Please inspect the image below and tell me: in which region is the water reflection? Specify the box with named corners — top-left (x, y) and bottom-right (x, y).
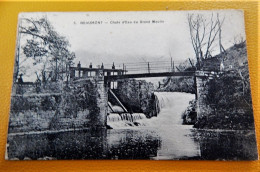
top-left (7, 129), bottom-right (161, 160)
top-left (107, 129), bottom-right (161, 159)
top-left (197, 129), bottom-right (258, 160)
top-left (7, 127), bottom-right (257, 160)
top-left (8, 129), bottom-right (107, 160)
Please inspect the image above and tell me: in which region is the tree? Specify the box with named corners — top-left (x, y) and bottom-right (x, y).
top-left (187, 13), bottom-right (225, 69)
top-left (14, 17), bottom-right (75, 83)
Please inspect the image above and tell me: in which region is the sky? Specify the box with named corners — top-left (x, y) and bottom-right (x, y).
top-left (18, 10), bottom-right (246, 82)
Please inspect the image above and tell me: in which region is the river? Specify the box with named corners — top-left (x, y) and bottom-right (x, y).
top-left (7, 92), bottom-right (257, 160)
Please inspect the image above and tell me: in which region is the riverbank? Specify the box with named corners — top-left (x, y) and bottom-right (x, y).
top-left (193, 70), bottom-right (255, 130)
top-left (193, 42), bottom-right (255, 130)
top-left (8, 110), bottom-right (89, 133)
top-left (192, 129), bottom-right (258, 160)
top-left (182, 99), bottom-right (197, 125)
top-left (8, 127), bottom-right (90, 136)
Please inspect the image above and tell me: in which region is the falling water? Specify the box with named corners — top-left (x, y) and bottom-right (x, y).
top-left (107, 113), bottom-right (147, 128)
top-left (107, 92), bottom-right (201, 159)
top-left (146, 92), bottom-right (195, 126)
top-left (107, 92), bottom-right (195, 127)
top-left (149, 92), bottom-right (201, 159)
top-left (107, 113), bottom-right (122, 122)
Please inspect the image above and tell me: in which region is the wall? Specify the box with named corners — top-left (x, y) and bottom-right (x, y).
top-left (195, 71), bottom-right (213, 119)
top-left (8, 74), bottom-right (108, 133)
top-left (8, 92), bottom-right (90, 133)
top-left (68, 72), bottom-right (108, 128)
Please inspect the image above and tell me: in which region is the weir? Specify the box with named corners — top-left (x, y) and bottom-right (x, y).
top-left (107, 113), bottom-right (146, 128)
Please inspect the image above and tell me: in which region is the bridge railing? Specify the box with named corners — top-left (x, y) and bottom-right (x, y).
top-left (104, 60), bottom-right (182, 74)
top-left (69, 60), bottom-right (186, 80)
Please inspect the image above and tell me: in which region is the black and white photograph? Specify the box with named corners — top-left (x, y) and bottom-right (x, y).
top-left (6, 10), bottom-right (258, 160)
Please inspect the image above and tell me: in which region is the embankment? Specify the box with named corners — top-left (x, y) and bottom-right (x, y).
top-left (194, 42), bottom-right (255, 130)
top-left (8, 79), bottom-right (101, 133)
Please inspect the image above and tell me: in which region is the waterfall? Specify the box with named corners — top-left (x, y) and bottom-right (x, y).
top-left (132, 113), bottom-right (146, 121)
top-left (107, 92), bottom-right (195, 129)
top-left (120, 113), bottom-right (133, 122)
top-left (107, 112), bottom-right (147, 128)
top-left (107, 113), bottom-right (122, 122)
top-left (119, 113), bottom-right (146, 122)
top-left (149, 92), bottom-right (195, 126)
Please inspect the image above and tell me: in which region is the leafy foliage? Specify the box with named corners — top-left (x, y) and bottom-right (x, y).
top-left (195, 71), bottom-right (254, 130)
top-left (18, 17), bottom-right (75, 82)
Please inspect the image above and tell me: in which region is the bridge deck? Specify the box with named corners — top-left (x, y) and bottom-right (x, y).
top-left (105, 71), bottom-right (195, 81)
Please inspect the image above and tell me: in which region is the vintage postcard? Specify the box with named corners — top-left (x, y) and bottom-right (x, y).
top-left (6, 10), bottom-right (258, 160)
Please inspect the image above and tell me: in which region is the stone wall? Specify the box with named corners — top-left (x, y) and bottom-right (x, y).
top-left (8, 73), bottom-right (108, 133)
top-left (195, 71), bottom-right (222, 119)
top-left (72, 75), bottom-right (108, 128)
top-left (13, 81), bottom-right (63, 95)
top-left (9, 92), bottom-right (91, 133)
top-left (51, 75), bottom-right (108, 130)
top-left (195, 71), bottom-right (212, 119)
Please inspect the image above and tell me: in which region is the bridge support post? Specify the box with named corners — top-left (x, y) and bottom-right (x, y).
top-left (195, 71), bottom-right (209, 120)
top-left (73, 70), bottom-right (108, 130)
top-left (91, 70), bottom-right (108, 130)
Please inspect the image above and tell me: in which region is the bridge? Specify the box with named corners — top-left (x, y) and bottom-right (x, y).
top-left (69, 59), bottom-right (196, 82)
top-left (105, 71), bottom-right (195, 81)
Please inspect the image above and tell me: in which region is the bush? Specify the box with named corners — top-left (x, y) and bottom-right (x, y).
top-left (195, 71), bottom-right (254, 130)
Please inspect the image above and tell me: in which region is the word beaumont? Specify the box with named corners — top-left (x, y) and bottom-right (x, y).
top-left (80, 21), bottom-right (103, 24)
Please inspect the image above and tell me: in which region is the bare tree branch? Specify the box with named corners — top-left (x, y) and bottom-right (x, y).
top-left (187, 13), bottom-right (225, 70)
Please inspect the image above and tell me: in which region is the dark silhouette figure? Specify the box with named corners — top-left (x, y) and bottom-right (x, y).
top-left (18, 74), bottom-right (23, 83)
